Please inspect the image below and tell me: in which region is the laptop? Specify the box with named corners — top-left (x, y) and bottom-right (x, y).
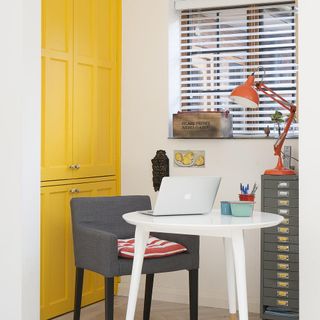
top-left (141, 176), bottom-right (221, 216)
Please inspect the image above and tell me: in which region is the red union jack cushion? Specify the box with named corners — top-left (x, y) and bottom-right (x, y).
top-left (117, 237), bottom-right (187, 259)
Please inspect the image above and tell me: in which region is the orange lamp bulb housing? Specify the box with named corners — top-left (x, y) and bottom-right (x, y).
top-left (230, 72), bottom-right (296, 175)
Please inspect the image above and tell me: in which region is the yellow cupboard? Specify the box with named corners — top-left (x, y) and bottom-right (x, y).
top-left (41, 0), bottom-right (121, 319)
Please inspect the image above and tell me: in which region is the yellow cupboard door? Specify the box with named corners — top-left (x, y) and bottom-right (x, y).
top-left (73, 0), bottom-right (120, 179)
top-left (40, 184), bottom-right (75, 319)
top-left (41, 179), bottom-right (117, 320)
top-left (41, 0), bottom-right (74, 181)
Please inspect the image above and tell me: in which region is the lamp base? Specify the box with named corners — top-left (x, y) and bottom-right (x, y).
top-left (264, 155), bottom-right (296, 175)
top-left (264, 167), bottom-right (296, 175)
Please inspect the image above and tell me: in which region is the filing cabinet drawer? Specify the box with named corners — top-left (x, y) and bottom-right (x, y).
top-left (264, 180), bottom-right (298, 190)
top-left (264, 261), bottom-right (298, 272)
top-left (264, 252), bottom-right (299, 263)
top-left (264, 270), bottom-right (299, 281)
top-left (263, 297), bottom-right (299, 310)
top-left (264, 226), bottom-right (298, 235)
top-left (263, 288), bottom-right (299, 300)
top-left (264, 279), bottom-right (299, 291)
top-left (264, 234), bottom-right (299, 244)
top-left (264, 198), bottom-right (298, 208)
top-left (264, 188), bottom-right (299, 199)
top-left (264, 207), bottom-right (298, 216)
top-left (264, 243), bottom-right (299, 253)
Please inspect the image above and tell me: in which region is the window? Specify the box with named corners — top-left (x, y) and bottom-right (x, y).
top-left (179, 2), bottom-right (298, 137)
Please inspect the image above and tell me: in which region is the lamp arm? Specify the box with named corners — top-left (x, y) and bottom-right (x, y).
top-left (256, 82), bottom-right (296, 157)
top-left (257, 82), bottom-right (293, 111)
top-left (273, 109), bottom-right (296, 157)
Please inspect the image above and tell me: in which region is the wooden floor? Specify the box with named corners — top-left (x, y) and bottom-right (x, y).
top-left (54, 296), bottom-right (260, 320)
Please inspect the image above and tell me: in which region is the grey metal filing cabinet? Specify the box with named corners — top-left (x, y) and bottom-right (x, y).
top-left (261, 175), bottom-right (299, 320)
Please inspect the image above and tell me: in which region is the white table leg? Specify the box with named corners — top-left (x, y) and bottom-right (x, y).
top-left (224, 237), bottom-right (237, 320)
top-left (231, 230), bottom-right (248, 320)
top-left (125, 226), bottom-right (149, 320)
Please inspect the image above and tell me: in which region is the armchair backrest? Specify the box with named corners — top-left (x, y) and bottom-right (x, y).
top-left (70, 195), bottom-right (151, 238)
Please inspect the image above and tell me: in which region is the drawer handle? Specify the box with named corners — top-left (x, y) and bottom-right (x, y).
top-left (277, 272), bottom-right (289, 279)
top-left (277, 300), bottom-right (289, 307)
top-left (278, 254), bottom-right (289, 261)
top-left (278, 190), bottom-right (289, 197)
top-left (277, 236), bottom-right (289, 243)
top-left (278, 227), bottom-right (289, 234)
top-left (282, 218), bottom-right (290, 225)
top-left (277, 291), bottom-right (289, 298)
top-left (70, 188), bottom-right (80, 194)
top-left (277, 281), bottom-right (289, 289)
top-left (279, 208), bottom-right (289, 215)
top-left (279, 199), bottom-right (290, 207)
top-left (278, 182), bottom-right (289, 188)
top-left (277, 245), bottom-right (289, 252)
top-left (278, 263), bottom-right (289, 270)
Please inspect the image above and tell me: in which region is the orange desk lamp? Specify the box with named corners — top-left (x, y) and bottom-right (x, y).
top-left (230, 68), bottom-right (296, 175)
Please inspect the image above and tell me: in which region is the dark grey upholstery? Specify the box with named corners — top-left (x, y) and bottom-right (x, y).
top-left (70, 195), bottom-right (200, 278)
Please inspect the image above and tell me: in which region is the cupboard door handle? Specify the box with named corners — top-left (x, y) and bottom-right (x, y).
top-left (75, 164), bottom-right (81, 169)
top-left (69, 164), bottom-right (76, 169)
top-left (70, 188), bottom-right (80, 194)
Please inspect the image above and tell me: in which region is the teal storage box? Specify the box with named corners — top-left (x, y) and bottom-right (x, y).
top-left (230, 201), bottom-right (254, 217)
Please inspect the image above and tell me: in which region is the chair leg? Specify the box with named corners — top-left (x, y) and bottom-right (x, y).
top-left (74, 268), bottom-right (84, 320)
top-left (143, 274), bottom-right (154, 320)
top-left (105, 277), bottom-right (114, 320)
top-left (189, 269), bottom-right (198, 320)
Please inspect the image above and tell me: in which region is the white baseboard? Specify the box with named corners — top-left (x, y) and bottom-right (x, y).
top-left (117, 282), bottom-right (260, 314)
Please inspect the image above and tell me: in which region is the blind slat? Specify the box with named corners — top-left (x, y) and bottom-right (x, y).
top-left (180, 23), bottom-right (295, 35)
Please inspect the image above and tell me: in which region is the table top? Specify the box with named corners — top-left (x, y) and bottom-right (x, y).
top-left (123, 210), bottom-right (283, 234)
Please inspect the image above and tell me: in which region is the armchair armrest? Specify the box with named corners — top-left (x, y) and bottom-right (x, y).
top-left (73, 223), bottom-right (120, 277)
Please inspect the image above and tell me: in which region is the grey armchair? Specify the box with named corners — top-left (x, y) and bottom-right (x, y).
top-left (70, 195), bottom-right (199, 320)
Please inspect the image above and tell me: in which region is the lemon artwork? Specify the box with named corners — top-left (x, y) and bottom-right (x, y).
top-left (195, 155), bottom-right (205, 166)
top-left (182, 152), bottom-right (194, 165)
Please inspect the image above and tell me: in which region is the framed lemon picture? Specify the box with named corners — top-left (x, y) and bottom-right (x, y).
top-left (174, 150), bottom-right (205, 168)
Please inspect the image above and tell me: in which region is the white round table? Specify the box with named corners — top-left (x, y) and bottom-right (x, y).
top-left (123, 210), bottom-right (283, 320)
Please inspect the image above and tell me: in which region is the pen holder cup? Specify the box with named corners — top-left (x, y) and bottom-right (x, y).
top-left (221, 201), bottom-right (232, 215)
top-left (239, 194), bottom-right (255, 202)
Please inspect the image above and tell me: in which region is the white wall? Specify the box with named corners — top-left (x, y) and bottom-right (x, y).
top-left (298, 1), bottom-right (320, 319)
top-left (122, 0), bottom-right (298, 313)
top-left (0, 0), bottom-right (41, 319)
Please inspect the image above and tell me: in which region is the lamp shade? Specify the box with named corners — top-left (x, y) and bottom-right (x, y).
top-left (230, 75), bottom-right (259, 108)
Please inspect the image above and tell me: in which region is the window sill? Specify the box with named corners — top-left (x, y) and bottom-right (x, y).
top-left (168, 135), bottom-right (299, 140)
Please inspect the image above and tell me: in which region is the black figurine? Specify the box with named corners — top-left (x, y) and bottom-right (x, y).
top-left (151, 150), bottom-right (169, 191)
